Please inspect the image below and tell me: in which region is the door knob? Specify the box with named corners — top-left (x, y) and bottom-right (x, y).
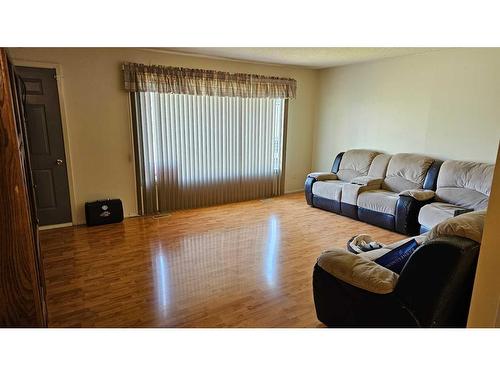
top-left (56, 159), bottom-right (64, 166)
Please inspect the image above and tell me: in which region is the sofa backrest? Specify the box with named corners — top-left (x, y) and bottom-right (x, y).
top-left (382, 153), bottom-right (434, 193)
top-left (367, 154), bottom-right (392, 178)
top-left (435, 160), bottom-right (494, 210)
top-left (336, 149), bottom-right (380, 182)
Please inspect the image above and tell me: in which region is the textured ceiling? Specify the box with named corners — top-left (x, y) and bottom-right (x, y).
top-left (161, 48), bottom-right (440, 69)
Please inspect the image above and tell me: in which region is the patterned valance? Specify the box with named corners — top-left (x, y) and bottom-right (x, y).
top-left (122, 62), bottom-right (297, 99)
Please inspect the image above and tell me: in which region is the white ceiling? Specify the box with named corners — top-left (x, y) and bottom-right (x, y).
top-left (162, 48), bottom-right (440, 69)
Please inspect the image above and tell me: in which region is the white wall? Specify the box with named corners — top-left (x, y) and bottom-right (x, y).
top-left (9, 47), bottom-right (500, 226)
top-left (468, 144), bottom-right (500, 327)
top-left (313, 48), bottom-right (500, 171)
top-left (8, 48), bottom-right (318, 224)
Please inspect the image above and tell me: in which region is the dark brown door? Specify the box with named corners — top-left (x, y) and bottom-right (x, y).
top-left (16, 66), bottom-right (71, 226)
top-left (1, 49), bottom-right (47, 327)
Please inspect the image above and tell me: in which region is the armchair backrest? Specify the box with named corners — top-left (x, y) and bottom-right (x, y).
top-left (335, 149), bottom-right (380, 182)
top-left (395, 236), bottom-right (480, 327)
top-left (435, 160), bottom-right (494, 210)
top-left (382, 153), bottom-right (434, 193)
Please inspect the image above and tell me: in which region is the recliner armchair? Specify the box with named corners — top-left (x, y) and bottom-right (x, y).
top-left (312, 211), bottom-right (484, 327)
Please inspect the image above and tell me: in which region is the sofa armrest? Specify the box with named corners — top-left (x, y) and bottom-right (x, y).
top-left (395, 194), bottom-right (434, 235)
top-left (307, 172), bottom-right (338, 181)
top-left (317, 249), bottom-right (399, 294)
top-left (399, 189), bottom-right (435, 201)
top-left (305, 172), bottom-right (338, 206)
top-left (394, 236), bottom-right (480, 327)
top-left (351, 176), bottom-right (383, 187)
top-left (341, 182), bottom-right (381, 206)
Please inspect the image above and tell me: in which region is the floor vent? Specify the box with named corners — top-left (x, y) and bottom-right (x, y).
top-left (260, 198), bottom-right (274, 203)
top-left (152, 213), bottom-right (172, 219)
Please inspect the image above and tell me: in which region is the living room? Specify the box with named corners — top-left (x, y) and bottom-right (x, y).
top-left (1, 2), bottom-right (499, 374)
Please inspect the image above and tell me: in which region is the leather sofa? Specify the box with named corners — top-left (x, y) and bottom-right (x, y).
top-left (305, 149), bottom-right (380, 214)
top-left (418, 160), bottom-right (494, 233)
top-left (306, 150), bottom-right (442, 235)
top-left (312, 211), bottom-right (484, 327)
top-left (354, 153), bottom-right (442, 235)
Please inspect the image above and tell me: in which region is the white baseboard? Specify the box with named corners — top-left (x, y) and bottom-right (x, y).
top-left (39, 222), bottom-right (73, 231)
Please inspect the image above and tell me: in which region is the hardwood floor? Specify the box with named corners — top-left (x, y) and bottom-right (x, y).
top-left (40, 193), bottom-right (406, 327)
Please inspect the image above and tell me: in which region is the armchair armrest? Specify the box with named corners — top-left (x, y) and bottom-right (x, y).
top-left (399, 189), bottom-right (435, 201)
top-left (317, 249), bottom-right (399, 294)
top-left (307, 172), bottom-right (338, 181)
top-left (351, 176), bottom-right (383, 187)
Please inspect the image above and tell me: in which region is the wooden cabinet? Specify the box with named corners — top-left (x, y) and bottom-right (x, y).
top-left (0, 48), bottom-right (47, 327)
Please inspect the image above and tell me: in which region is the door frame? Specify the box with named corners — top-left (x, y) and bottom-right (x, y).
top-left (12, 59), bottom-right (77, 227)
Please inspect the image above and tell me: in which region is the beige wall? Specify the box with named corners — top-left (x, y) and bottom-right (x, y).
top-left (313, 48), bottom-right (500, 171)
top-left (8, 48), bottom-right (318, 224)
top-left (468, 145), bottom-right (500, 327)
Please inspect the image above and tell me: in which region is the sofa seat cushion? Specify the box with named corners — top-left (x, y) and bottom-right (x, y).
top-left (359, 235), bottom-right (427, 261)
top-left (418, 202), bottom-right (462, 229)
top-left (357, 190), bottom-right (399, 215)
top-left (312, 180), bottom-right (347, 201)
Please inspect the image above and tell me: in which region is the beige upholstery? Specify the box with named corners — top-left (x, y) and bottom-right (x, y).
top-left (336, 149), bottom-right (379, 182)
top-left (338, 154), bottom-right (387, 207)
top-left (341, 182), bottom-right (380, 206)
top-left (317, 249), bottom-right (399, 294)
top-left (359, 235), bottom-right (427, 261)
top-left (351, 176), bottom-right (384, 187)
top-left (382, 153), bottom-right (434, 193)
top-left (312, 180), bottom-right (347, 201)
top-left (367, 154), bottom-right (392, 179)
top-left (418, 202), bottom-right (461, 229)
top-left (307, 172), bottom-right (338, 181)
top-left (427, 210), bottom-right (486, 243)
top-left (435, 160), bottom-right (494, 210)
top-left (357, 190), bottom-right (400, 215)
top-left (399, 189), bottom-right (435, 201)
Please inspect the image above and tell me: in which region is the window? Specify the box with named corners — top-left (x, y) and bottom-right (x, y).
top-left (132, 92), bottom-right (287, 214)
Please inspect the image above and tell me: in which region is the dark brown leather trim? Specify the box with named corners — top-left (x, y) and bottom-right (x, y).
top-left (423, 160), bottom-right (443, 191)
top-left (331, 152), bottom-right (344, 174)
top-left (304, 176), bottom-right (315, 206)
top-left (395, 195), bottom-right (433, 235)
top-left (358, 207), bottom-right (395, 231)
top-left (340, 202), bottom-right (358, 219)
top-left (312, 196), bottom-right (341, 214)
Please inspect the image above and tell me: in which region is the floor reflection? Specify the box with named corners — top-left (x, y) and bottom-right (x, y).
top-left (151, 215), bottom-right (283, 316)
top-left (264, 215), bottom-right (280, 288)
top-left (153, 247), bottom-right (170, 317)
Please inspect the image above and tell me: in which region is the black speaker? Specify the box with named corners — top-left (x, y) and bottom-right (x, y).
top-left (85, 199), bottom-right (124, 226)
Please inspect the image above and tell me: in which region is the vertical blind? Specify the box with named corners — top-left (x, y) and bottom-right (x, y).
top-left (132, 92), bottom-right (286, 214)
